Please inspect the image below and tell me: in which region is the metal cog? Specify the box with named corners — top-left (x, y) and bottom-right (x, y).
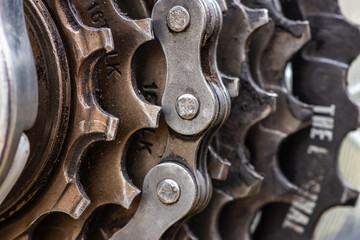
top-left (9, 0), bottom-right (230, 239)
top-left (1, 0), bottom-right (360, 239)
top-left (251, 0), bottom-right (360, 239)
top-left (26, 1), bottom-right (162, 239)
top-left (184, 1), bottom-right (277, 239)
top-left (213, 0), bottom-right (313, 239)
top-left (60, 0), bottom-right (232, 238)
top-left (0, 0), bottom-right (128, 238)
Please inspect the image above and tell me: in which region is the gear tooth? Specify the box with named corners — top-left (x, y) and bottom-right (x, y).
top-left (264, 24), bottom-right (310, 78)
top-left (287, 20), bottom-right (310, 38)
top-left (75, 116), bottom-right (118, 141)
top-left (72, 26), bottom-right (114, 65)
top-left (272, 164), bottom-right (298, 200)
top-left (239, 160), bottom-right (264, 189)
top-left (244, 7), bottom-right (269, 31)
top-left (107, 2), bottom-right (154, 44)
top-left (240, 63), bottom-right (278, 114)
top-left (133, 18), bottom-right (155, 40)
top-left (299, 21), bottom-right (311, 41)
top-left (177, 224), bottom-right (199, 240)
top-left (287, 94), bottom-right (313, 122)
top-left (225, 160), bottom-right (263, 199)
top-left (221, 73), bottom-right (240, 98)
top-left (53, 183), bottom-right (90, 219)
top-left (91, 154), bottom-right (142, 209)
top-left (288, 22), bottom-right (311, 53)
top-left (216, 188), bottom-right (234, 201)
top-left (54, 1), bottom-right (115, 66)
top-left (140, 104), bottom-right (162, 129)
top-left (119, 181), bottom-right (142, 209)
top-left (189, 189), bottom-right (233, 240)
top-left (215, 0), bottom-right (228, 13)
top-left (94, 0), bottom-right (155, 42)
top-left (248, 124), bottom-right (298, 199)
top-left (105, 116), bottom-right (119, 141)
top-left (208, 146), bottom-right (231, 181)
top-left (341, 183), bottom-right (359, 206)
top-left (250, 73), bottom-right (278, 106)
top-left (246, 175), bottom-right (263, 196)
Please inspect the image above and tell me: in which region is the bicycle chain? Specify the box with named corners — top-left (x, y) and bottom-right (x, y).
top-left (0, 0), bottom-right (229, 238)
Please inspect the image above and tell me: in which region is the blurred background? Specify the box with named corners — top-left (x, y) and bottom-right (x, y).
top-left (314, 0), bottom-right (360, 239)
